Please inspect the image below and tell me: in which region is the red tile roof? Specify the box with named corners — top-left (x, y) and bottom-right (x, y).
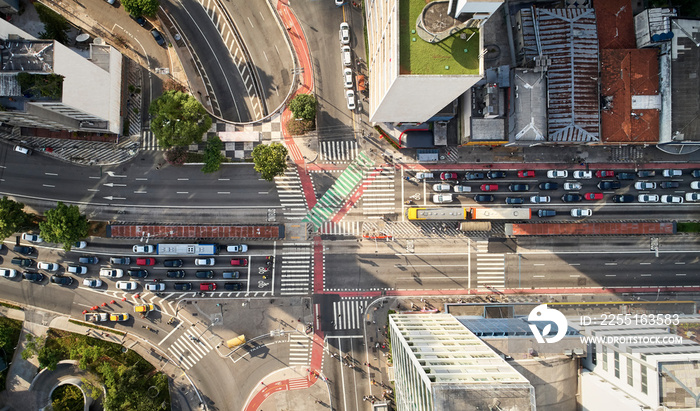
top-left (594, 0), bottom-right (635, 49)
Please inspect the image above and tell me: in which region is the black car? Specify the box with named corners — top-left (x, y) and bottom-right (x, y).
top-left (79, 256), bottom-right (99, 264)
top-left (537, 209), bottom-right (557, 218)
top-left (473, 194), bottom-right (495, 202)
top-left (612, 194), bottom-right (635, 203)
top-left (13, 245), bottom-right (34, 255)
top-left (129, 14), bottom-right (146, 26)
top-left (50, 275), bottom-right (73, 286)
top-left (11, 257), bottom-right (32, 267)
top-left (538, 182), bottom-right (559, 190)
top-left (637, 170), bottom-right (656, 178)
top-left (195, 270), bottom-right (214, 279)
top-left (660, 181), bottom-right (680, 189)
top-left (505, 197), bottom-right (524, 205)
top-left (465, 172), bottom-right (485, 180)
top-left (224, 282), bottom-right (242, 291)
top-left (597, 181), bottom-right (621, 190)
top-left (22, 272), bottom-right (44, 283)
top-left (174, 282), bottom-right (192, 291)
top-left (127, 269), bottom-right (149, 278)
top-left (151, 29), bottom-right (166, 47)
top-left (561, 194), bottom-right (583, 202)
top-left (167, 270), bottom-right (186, 278)
top-left (486, 171), bottom-right (506, 179)
top-left (110, 257), bottom-right (131, 265)
top-left (617, 172), bottom-right (635, 180)
top-left (164, 259), bottom-right (183, 268)
top-left (508, 184), bottom-right (530, 192)
top-left (691, 170), bottom-right (700, 178)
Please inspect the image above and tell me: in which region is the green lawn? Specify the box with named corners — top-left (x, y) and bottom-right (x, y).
top-left (399, 0), bottom-right (480, 75)
top-left (0, 316), bottom-right (23, 391)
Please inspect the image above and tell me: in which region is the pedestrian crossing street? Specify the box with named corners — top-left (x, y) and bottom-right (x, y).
top-left (319, 221), bottom-right (362, 236)
top-left (275, 168), bottom-right (308, 221)
top-left (475, 240), bottom-right (505, 289)
top-left (168, 325), bottom-right (214, 370)
top-left (288, 333), bottom-right (312, 366)
top-left (140, 130), bottom-right (161, 151)
top-left (280, 242), bottom-right (313, 295)
top-left (332, 297), bottom-right (369, 330)
top-left (320, 140), bottom-right (358, 163)
top-left (361, 166), bottom-right (396, 216)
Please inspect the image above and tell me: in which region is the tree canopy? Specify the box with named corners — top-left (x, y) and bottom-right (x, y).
top-left (288, 94), bottom-right (317, 122)
top-left (121, 0), bottom-right (159, 18)
top-left (201, 136), bottom-right (225, 173)
top-left (252, 143), bottom-right (288, 181)
top-left (38, 202), bottom-right (89, 251)
top-left (0, 196), bottom-right (32, 240)
top-left (35, 3), bottom-right (71, 45)
top-left (149, 91), bottom-right (212, 149)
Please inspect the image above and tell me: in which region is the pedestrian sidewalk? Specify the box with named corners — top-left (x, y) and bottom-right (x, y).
top-left (243, 366), bottom-right (330, 411)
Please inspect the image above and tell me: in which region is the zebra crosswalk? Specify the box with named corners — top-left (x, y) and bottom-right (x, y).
top-left (320, 140), bottom-right (358, 163)
top-left (280, 242), bottom-right (313, 295)
top-left (361, 166), bottom-right (396, 216)
top-left (275, 168), bottom-right (307, 221)
top-left (475, 240), bottom-right (505, 289)
top-left (320, 221), bottom-right (362, 236)
top-left (168, 325), bottom-right (214, 370)
top-left (332, 297), bottom-right (367, 330)
top-left (140, 130), bottom-right (161, 151)
top-left (288, 333), bottom-right (312, 366)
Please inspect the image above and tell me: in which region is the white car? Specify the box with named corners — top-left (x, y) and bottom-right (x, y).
top-left (145, 282), bottom-right (166, 292)
top-left (686, 192), bottom-right (700, 202)
top-left (73, 241), bottom-right (88, 249)
top-left (691, 181), bottom-right (700, 190)
top-left (415, 172), bottom-right (434, 180)
top-left (453, 185), bottom-right (471, 193)
top-left (82, 278), bottom-right (102, 288)
top-left (132, 245), bottom-right (154, 253)
top-left (433, 183), bottom-right (451, 192)
top-left (432, 194), bottom-right (453, 204)
top-left (226, 244), bottom-right (248, 253)
top-left (116, 281), bottom-right (138, 291)
top-left (0, 269), bottom-right (17, 278)
top-left (67, 265), bottom-right (88, 275)
top-left (100, 268), bottom-right (124, 278)
top-left (343, 68), bottom-right (353, 89)
top-left (660, 195), bottom-right (683, 204)
top-left (37, 262), bottom-right (59, 272)
top-left (346, 89), bottom-right (356, 110)
top-left (547, 170), bottom-right (568, 179)
top-left (573, 170), bottom-right (592, 179)
top-left (662, 169), bottom-right (682, 177)
top-left (634, 181), bottom-right (656, 190)
top-left (563, 182), bottom-right (582, 190)
top-left (570, 208), bottom-right (592, 218)
top-left (21, 233), bottom-right (43, 243)
top-left (530, 195), bottom-right (551, 204)
top-left (339, 22), bottom-right (350, 45)
top-left (195, 258), bottom-right (215, 266)
top-left (638, 194), bottom-right (659, 203)
top-left (335, 0), bottom-right (343, 5)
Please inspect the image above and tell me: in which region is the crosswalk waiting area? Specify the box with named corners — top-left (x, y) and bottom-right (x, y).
top-left (279, 242), bottom-right (313, 295)
top-left (331, 297), bottom-right (368, 331)
top-left (167, 324), bottom-right (214, 370)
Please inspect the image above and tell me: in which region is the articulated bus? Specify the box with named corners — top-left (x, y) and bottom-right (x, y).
top-left (406, 207), bottom-right (531, 221)
top-left (156, 243), bottom-right (219, 256)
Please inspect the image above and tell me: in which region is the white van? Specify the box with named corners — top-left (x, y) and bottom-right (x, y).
top-left (226, 244), bottom-right (248, 253)
top-left (415, 172), bottom-right (434, 180)
top-left (341, 46), bottom-right (352, 67)
top-left (14, 145), bottom-right (31, 155)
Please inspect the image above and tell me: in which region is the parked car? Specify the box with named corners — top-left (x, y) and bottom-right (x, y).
top-left (433, 183), bottom-right (451, 192)
top-left (163, 259), bottom-right (183, 267)
top-left (486, 171), bottom-right (506, 179)
top-left (662, 169), bottom-right (682, 177)
top-left (73, 241), bottom-right (88, 249)
top-left (440, 172), bottom-right (458, 181)
top-left (50, 275), bottom-right (73, 286)
top-left (199, 283), bottom-right (217, 291)
top-left (195, 270), bottom-right (214, 279)
top-left (0, 269), bottom-right (17, 278)
top-left (561, 194), bottom-right (583, 202)
top-left (151, 29), bottom-right (166, 47)
top-left (104, 0), bottom-right (116, 6)
top-left (230, 258), bottom-right (248, 266)
top-left (584, 192), bottom-right (604, 200)
top-left (174, 282), bottom-right (192, 291)
top-left (634, 181), bottom-right (657, 190)
top-left (617, 172), bottom-right (635, 180)
top-left (78, 256), bottom-right (99, 264)
top-left (660, 181), bottom-right (680, 189)
top-left (23, 272), bottom-right (44, 283)
top-left (530, 196), bottom-right (550, 204)
top-left (693, 181), bottom-right (700, 190)
top-left (167, 270), bottom-right (186, 278)
top-left (67, 265), bottom-right (88, 275)
top-left (637, 170), bottom-right (656, 178)
top-left (195, 258), bottom-right (215, 266)
top-left (129, 14), bottom-right (146, 26)
top-left (82, 278), bottom-right (102, 288)
top-left (538, 182), bottom-right (559, 190)
top-left (570, 208), bottom-right (592, 218)
top-left (573, 170), bottom-right (592, 179)
top-left (345, 89), bottom-right (355, 110)
top-left (612, 194), bottom-right (635, 203)
top-left (343, 68), bottom-right (353, 88)
top-left (116, 281), bottom-right (139, 291)
top-left (415, 172), bottom-right (434, 180)
top-left (13, 245), bottom-right (34, 255)
top-left (145, 282), bottom-right (166, 292)
top-left (537, 209), bottom-right (557, 218)
top-left (223, 271), bottom-right (240, 279)
top-left (595, 170), bottom-right (615, 178)
top-left (136, 257), bottom-right (156, 266)
top-left (110, 313), bottom-right (130, 322)
top-left (660, 195), bottom-right (683, 204)
top-left (547, 170), bottom-right (568, 178)
top-left (99, 268), bottom-right (124, 278)
top-left (339, 22), bottom-right (350, 45)
top-left (517, 170), bottom-right (535, 178)
top-left (508, 184), bottom-right (530, 192)
top-left (11, 258), bottom-right (32, 267)
top-left (432, 194), bottom-right (453, 203)
top-left (14, 145), bottom-right (32, 155)
top-left (692, 170), bottom-right (700, 178)
top-left (638, 194), bottom-right (659, 203)
top-left (464, 172), bottom-right (485, 180)
top-left (685, 192), bottom-right (700, 202)
top-left (597, 181), bottom-right (621, 190)
top-left (473, 194), bottom-right (495, 202)
top-left (505, 197), bottom-right (524, 205)
top-left (227, 244), bottom-right (248, 253)
top-left (127, 269), bottom-right (149, 278)
top-left (37, 262), bottom-right (59, 272)
top-left (224, 283), bottom-right (242, 291)
top-left (133, 245), bottom-right (154, 253)
top-left (110, 257), bottom-right (131, 265)
top-left (563, 182), bottom-right (582, 190)
top-left (480, 184), bottom-right (498, 191)
top-left (21, 233), bottom-right (42, 243)
top-left (453, 185), bottom-right (471, 193)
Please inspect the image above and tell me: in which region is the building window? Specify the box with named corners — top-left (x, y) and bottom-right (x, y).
top-left (602, 345), bottom-right (607, 371)
top-left (641, 365), bottom-right (648, 394)
top-left (627, 357), bottom-right (633, 386)
top-left (614, 351), bottom-right (620, 378)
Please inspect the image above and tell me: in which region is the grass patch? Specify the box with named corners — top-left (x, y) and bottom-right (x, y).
top-left (88, 221), bottom-right (107, 237)
top-left (0, 302), bottom-right (22, 311)
top-left (185, 152), bottom-right (205, 163)
top-left (677, 222), bottom-right (700, 232)
top-left (399, 0), bottom-right (480, 75)
top-left (0, 316), bottom-right (24, 391)
top-left (68, 319), bottom-right (125, 336)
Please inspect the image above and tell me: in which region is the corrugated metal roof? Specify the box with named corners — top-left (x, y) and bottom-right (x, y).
top-left (0, 73), bottom-right (20, 96)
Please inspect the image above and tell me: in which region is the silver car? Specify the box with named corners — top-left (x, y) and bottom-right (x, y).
top-left (529, 195), bottom-right (551, 204)
top-left (638, 194), bottom-right (659, 203)
top-left (634, 181), bottom-right (656, 190)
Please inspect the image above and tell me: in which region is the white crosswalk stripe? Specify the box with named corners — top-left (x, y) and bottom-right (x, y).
top-left (362, 166), bottom-right (396, 216)
top-left (275, 168), bottom-right (307, 221)
top-left (140, 130), bottom-right (161, 151)
top-left (167, 326), bottom-right (213, 370)
top-left (280, 242), bottom-right (313, 295)
top-left (475, 239), bottom-right (505, 289)
top-left (288, 333), bottom-right (312, 366)
top-left (320, 220), bottom-right (362, 236)
top-left (332, 298), bottom-right (368, 330)
top-left (320, 140), bottom-right (358, 163)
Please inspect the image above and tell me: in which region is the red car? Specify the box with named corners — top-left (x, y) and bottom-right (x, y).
top-left (595, 170), bottom-right (615, 178)
top-left (517, 170), bottom-right (535, 178)
top-left (200, 282), bottom-right (217, 291)
top-left (440, 172), bottom-right (458, 181)
top-left (231, 258), bottom-right (248, 266)
top-left (584, 192), bottom-right (604, 200)
top-left (480, 184), bottom-right (498, 191)
top-left (136, 257), bottom-right (156, 266)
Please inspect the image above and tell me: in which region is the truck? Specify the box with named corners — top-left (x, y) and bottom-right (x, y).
top-left (84, 313), bottom-right (108, 322)
top-left (156, 243), bottom-right (219, 256)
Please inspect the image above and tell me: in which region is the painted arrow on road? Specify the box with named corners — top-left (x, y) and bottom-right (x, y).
top-left (103, 183), bottom-right (127, 187)
top-left (103, 196), bottom-right (126, 200)
top-left (106, 171), bottom-right (127, 178)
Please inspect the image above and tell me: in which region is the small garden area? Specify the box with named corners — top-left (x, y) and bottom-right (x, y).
top-left (17, 72), bottom-right (64, 100)
top-left (0, 316), bottom-right (24, 390)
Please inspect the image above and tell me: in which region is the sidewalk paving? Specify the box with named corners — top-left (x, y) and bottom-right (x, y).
top-left (243, 366), bottom-right (330, 411)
